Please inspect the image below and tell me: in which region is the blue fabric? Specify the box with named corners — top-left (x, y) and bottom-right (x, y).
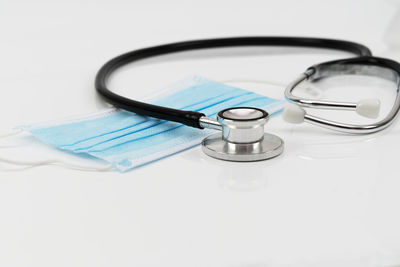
top-left (22, 77), bottom-right (284, 171)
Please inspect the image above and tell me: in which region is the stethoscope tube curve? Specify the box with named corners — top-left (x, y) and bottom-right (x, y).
top-left (95, 36), bottom-right (372, 129)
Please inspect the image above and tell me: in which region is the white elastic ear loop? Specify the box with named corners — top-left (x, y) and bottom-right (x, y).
top-left (0, 129), bottom-right (113, 172)
top-left (0, 156), bottom-right (113, 172)
top-left (0, 129), bottom-right (25, 148)
top-left (0, 128), bottom-right (23, 138)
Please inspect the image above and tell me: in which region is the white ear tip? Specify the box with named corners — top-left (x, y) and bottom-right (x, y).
top-left (282, 103), bottom-right (306, 124)
top-left (356, 98), bottom-right (380, 119)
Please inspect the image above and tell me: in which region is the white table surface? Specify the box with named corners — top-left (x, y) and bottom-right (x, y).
top-left (1, 0), bottom-right (400, 266)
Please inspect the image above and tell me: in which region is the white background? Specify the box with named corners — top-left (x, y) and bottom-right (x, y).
top-left (1, 0), bottom-right (400, 266)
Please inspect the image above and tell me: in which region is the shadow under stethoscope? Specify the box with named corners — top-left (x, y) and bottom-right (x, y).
top-left (197, 149), bottom-right (287, 192)
top-left (282, 123), bottom-right (395, 161)
top-left (216, 164), bottom-right (269, 192)
top-left (295, 135), bottom-right (378, 161)
top-left (194, 122), bottom-right (399, 192)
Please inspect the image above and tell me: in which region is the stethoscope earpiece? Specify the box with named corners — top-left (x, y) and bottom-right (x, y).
top-left (282, 103), bottom-right (306, 124)
top-left (356, 98), bottom-right (381, 119)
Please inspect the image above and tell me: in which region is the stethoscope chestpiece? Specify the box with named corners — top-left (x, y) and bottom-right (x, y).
top-left (201, 107), bottom-right (284, 162)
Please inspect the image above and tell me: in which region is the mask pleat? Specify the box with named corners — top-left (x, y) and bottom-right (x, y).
top-left (22, 77), bottom-right (285, 171)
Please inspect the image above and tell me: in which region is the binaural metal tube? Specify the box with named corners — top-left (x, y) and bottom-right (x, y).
top-left (303, 90), bottom-right (400, 134)
top-left (285, 71), bottom-right (358, 111)
top-left (285, 57), bottom-right (400, 134)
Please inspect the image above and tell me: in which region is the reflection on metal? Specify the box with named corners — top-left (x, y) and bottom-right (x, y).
top-left (285, 64), bottom-right (400, 134)
top-left (201, 107), bottom-right (284, 162)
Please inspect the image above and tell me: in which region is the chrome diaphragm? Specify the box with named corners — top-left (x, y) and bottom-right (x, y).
top-left (200, 107), bottom-right (284, 162)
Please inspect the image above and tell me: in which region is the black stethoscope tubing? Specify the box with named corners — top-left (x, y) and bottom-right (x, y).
top-left (95, 37), bottom-right (372, 129)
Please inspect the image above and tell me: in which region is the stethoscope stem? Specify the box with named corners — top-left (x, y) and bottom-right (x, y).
top-left (199, 117), bottom-right (222, 131)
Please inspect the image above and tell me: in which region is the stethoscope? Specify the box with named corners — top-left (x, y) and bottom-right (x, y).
top-left (95, 37), bottom-right (400, 162)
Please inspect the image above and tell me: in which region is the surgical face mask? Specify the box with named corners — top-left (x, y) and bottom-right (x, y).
top-left (12, 76), bottom-right (284, 172)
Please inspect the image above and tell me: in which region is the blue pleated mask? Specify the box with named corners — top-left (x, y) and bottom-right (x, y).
top-left (20, 77), bottom-right (284, 172)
